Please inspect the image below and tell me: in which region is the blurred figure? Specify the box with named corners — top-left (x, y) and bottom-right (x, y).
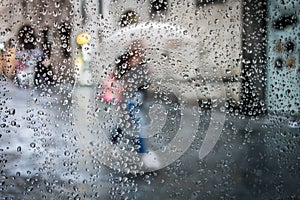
top-left (0, 41), bottom-right (5, 77)
top-left (115, 40), bottom-right (148, 151)
top-left (36, 26), bottom-right (55, 86)
top-left (14, 25), bottom-right (44, 88)
top-left (0, 41), bottom-right (6, 77)
top-left (100, 39), bottom-right (160, 169)
top-left (1, 38), bottom-right (17, 79)
top-left (75, 32), bottom-right (93, 86)
top-left (99, 10), bottom-right (161, 169)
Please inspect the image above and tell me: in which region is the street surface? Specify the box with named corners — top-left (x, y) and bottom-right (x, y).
top-left (0, 78), bottom-right (299, 199)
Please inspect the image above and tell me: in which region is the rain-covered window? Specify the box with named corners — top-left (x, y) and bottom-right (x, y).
top-left (0, 0), bottom-right (299, 199)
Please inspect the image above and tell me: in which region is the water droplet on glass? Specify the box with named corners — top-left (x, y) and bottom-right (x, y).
top-left (30, 143), bottom-right (36, 148)
top-left (11, 121), bottom-right (17, 126)
top-left (55, 2), bottom-right (60, 8)
top-left (64, 150), bottom-right (70, 156)
top-left (8, 108), bottom-right (15, 115)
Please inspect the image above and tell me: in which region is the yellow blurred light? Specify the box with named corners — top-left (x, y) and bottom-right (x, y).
top-left (76, 32), bottom-right (91, 45)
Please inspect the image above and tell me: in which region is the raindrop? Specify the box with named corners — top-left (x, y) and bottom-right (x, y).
top-left (63, 99), bottom-right (69, 105)
top-left (183, 74), bottom-right (189, 79)
top-left (38, 110), bottom-right (45, 115)
top-left (220, 106), bottom-right (226, 112)
top-left (11, 121), bottom-right (17, 126)
top-left (64, 150), bottom-right (70, 156)
top-left (55, 2), bottom-right (60, 8)
top-left (30, 143), bottom-right (36, 148)
top-left (225, 69), bottom-right (231, 74)
top-left (8, 108), bottom-right (15, 115)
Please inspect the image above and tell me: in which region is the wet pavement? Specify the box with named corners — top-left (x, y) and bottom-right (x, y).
top-left (0, 77), bottom-right (300, 199)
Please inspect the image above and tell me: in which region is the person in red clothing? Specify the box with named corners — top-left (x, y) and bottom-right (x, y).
top-left (14, 25), bottom-right (44, 88)
top-left (98, 10), bottom-right (161, 169)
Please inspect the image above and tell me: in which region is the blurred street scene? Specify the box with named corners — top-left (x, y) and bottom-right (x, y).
top-left (0, 0), bottom-right (299, 199)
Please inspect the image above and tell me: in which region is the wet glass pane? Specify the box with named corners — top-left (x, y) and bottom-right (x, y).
top-left (0, 0), bottom-right (299, 199)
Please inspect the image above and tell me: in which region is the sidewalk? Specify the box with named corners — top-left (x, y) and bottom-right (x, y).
top-left (0, 80), bottom-right (299, 199)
